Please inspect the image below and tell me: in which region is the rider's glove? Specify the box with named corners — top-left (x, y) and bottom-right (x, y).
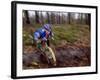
top-left (42, 37), bottom-right (47, 41)
top-left (36, 40), bottom-right (41, 43)
top-left (51, 37), bottom-right (54, 40)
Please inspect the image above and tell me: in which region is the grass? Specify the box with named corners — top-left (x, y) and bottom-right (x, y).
top-left (23, 24), bottom-right (90, 47)
top-left (52, 26), bottom-right (77, 44)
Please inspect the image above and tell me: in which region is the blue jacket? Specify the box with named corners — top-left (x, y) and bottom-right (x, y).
top-left (34, 28), bottom-right (47, 41)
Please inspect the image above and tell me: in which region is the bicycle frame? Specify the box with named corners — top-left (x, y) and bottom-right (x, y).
top-left (40, 41), bottom-right (56, 66)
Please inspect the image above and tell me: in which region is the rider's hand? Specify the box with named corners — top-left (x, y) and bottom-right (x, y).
top-left (51, 37), bottom-right (54, 40)
top-left (36, 40), bottom-right (41, 43)
top-left (42, 37), bottom-right (47, 41)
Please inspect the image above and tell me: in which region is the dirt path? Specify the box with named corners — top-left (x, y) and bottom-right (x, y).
top-left (23, 45), bottom-right (90, 69)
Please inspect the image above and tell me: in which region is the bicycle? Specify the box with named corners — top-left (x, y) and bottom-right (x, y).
top-left (28, 34), bottom-right (56, 67)
top-left (39, 40), bottom-right (57, 66)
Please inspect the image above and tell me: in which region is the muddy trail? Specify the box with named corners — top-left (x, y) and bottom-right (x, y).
top-left (23, 45), bottom-right (90, 69)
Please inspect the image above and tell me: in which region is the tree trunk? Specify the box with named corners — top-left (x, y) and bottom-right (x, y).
top-left (68, 13), bottom-right (71, 24)
top-left (47, 12), bottom-right (50, 23)
top-left (24, 10), bottom-right (30, 24)
top-left (35, 11), bottom-right (39, 23)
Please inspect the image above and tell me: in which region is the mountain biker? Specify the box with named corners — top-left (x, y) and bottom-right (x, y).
top-left (34, 24), bottom-right (54, 50)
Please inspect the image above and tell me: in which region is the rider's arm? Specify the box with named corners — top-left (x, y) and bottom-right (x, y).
top-left (48, 31), bottom-right (54, 40)
top-left (34, 32), bottom-right (41, 43)
top-left (42, 37), bottom-right (47, 41)
top-left (34, 32), bottom-right (41, 49)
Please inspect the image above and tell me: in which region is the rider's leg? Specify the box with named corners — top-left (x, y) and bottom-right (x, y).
top-left (47, 39), bottom-right (50, 46)
top-left (34, 40), bottom-right (41, 50)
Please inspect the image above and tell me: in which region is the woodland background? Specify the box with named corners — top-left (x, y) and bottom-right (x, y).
top-left (23, 10), bottom-right (91, 69)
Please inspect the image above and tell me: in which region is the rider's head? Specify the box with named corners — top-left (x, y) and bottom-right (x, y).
top-left (43, 24), bottom-right (52, 33)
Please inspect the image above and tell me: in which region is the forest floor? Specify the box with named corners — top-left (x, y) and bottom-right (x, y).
top-left (23, 24), bottom-right (90, 69)
top-left (23, 44), bottom-right (90, 69)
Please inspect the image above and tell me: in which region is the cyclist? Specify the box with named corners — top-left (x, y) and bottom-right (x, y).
top-left (33, 24), bottom-right (54, 50)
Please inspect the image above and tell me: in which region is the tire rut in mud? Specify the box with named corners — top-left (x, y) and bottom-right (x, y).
top-left (23, 45), bottom-right (90, 69)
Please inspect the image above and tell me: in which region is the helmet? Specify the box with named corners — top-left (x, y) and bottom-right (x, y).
top-left (43, 24), bottom-right (51, 32)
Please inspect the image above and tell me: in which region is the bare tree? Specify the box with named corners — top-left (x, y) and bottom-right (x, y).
top-left (40, 11), bottom-right (44, 24)
top-left (68, 12), bottom-right (71, 24)
top-left (85, 14), bottom-right (91, 26)
top-left (24, 10), bottom-right (30, 24)
top-left (35, 11), bottom-right (39, 23)
top-left (46, 12), bottom-right (51, 23)
top-left (51, 12), bottom-right (55, 24)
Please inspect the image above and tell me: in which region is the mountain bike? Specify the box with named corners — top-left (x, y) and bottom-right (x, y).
top-left (39, 41), bottom-right (56, 66)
